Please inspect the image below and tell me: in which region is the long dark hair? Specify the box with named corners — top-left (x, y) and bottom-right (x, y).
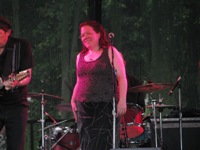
top-left (80, 20), bottom-right (110, 53)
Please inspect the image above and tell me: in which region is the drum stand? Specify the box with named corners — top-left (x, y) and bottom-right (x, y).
top-left (51, 127), bottom-right (71, 149)
top-left (151, 97), bottom-right (166, 149)
top-left (38, 119), bottom-right (70, 149)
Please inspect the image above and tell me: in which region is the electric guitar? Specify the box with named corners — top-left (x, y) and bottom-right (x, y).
top-left (0, 70), bottom-right (30, 90)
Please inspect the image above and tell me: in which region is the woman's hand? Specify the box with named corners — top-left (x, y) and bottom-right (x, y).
top-left (117, 100), bottom-right (127, 117)
top-left (71, 100), bottom-right (77, 122)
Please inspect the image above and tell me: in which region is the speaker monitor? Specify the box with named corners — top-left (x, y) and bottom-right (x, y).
top-left (150, 117), bottom-right (200, 150)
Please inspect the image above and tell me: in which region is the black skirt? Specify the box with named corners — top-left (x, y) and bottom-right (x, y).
top-left (76, 101), bottom-right (120, 150)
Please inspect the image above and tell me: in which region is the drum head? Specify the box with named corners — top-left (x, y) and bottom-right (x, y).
top-left (121, 103), bottom-right (144, 139)
top-left (124, 103), bottom-right (143, 125)
top-left (126, 126), bottom-right (144, 139)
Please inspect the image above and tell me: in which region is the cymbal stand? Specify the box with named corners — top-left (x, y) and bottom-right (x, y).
top-left (158, 97), bottom-right (164, 149)
top-left (38, 90), bottom-right (45, 150)
top-left (151, 99), bottom-right (158, 147)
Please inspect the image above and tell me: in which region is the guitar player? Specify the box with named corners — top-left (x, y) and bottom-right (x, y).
top-left (0, 16), bottom-right (33, 150)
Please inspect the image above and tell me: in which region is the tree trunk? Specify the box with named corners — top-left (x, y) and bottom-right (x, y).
top-left (149, 0), bottom-right (179, 108)
top-left (108, 1), bottom-right (123, 50)
top-left (61, 0), bottom-right (82, 119)
top-left (12, 0), bottom-right (20, 36)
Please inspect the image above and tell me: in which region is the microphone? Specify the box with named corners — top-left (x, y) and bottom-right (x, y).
top-left (108, 32), bottom-right (115, 39)
top-left (168, 76), bottom-right (181, 96)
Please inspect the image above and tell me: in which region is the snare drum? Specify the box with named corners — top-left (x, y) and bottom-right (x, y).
top-left (120, 103), bottom-right (144, 139)
top-left (53, 126), bottom-right (80, 150)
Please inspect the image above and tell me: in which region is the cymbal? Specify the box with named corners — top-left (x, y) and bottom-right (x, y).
top-left (55, 104), bottom-right (72, 112)
top-left (128, 83), bottom-right (172, 93)
top-left (28, 92), bottom-right (64, 101)
top-left (147, 103), bottom-right (176, 109)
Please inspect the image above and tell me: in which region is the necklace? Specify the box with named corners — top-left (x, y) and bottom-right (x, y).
top-left (85, 48), bottom-right (102, 61)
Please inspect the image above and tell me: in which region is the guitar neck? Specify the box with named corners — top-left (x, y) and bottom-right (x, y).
top-left (15, 70), bottom-right (30, 81)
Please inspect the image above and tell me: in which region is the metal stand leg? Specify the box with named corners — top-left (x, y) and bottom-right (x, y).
top-left (112, 97), bottom-right (116, 149)
top-left (38, 91), bottom-right (45, 150)
top-left (168, 77), bottom-right (183, 150)
top-left (151, 99), bottom-right (158, 147)
top-left (42, 92), bottom-right (45, 149)
top-left (158, 108), bottom-right (163, 148)
top-left (158, 96), bottom-right (164, 149)
top-left (178, 88), bottom-right (183, 150)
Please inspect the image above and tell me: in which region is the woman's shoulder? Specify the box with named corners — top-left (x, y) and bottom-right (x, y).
top-left (107, 46), bottom-right (122, 57)
top-left (77, 51), bottom-right (86, 59)
top-left (76, 51), bottom-right (86, 65)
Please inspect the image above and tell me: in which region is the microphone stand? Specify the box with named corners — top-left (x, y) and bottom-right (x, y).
top-left (168, 76), bottom-right (183, 150)
top-left (178, 84), bottom-right (183, 150)
top-left (109, 36), bottom-right (117, 149)
top-left (112, 96), bottom-right (116, 149)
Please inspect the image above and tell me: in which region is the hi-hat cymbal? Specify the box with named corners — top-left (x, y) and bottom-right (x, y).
top-left (147, 103), bottom-right (176, 109)
top-left (55, 104), bottom-right (72, 112)
top-left (128, 83), bottom-right (172, 93)
top-left (28, 92), bottom-right (64, 101)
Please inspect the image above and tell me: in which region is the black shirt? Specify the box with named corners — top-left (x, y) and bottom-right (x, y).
top-left (0, 37), bottom-right (33, 106)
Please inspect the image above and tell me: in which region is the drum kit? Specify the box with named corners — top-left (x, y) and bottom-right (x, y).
top-left (28, 92), bottom-right (80, 150)
top-left (121, 82), bottom-right (176, 148)
top-left (28, 82), bottom-right (176, 150)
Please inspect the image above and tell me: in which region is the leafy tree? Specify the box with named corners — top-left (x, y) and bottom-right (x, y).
top-left (0, 0), bottom-right (200, 149)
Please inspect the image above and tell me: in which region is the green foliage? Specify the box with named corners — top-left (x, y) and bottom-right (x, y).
top-left (0, 0), bottom-right (200, 149)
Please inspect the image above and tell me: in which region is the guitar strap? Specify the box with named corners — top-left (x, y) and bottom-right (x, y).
top-left (0, 40), bottom-right (21, 92)
top-left (12, 42), bottom-right (20, 74)
top-left (0, 39), bottom-right (20, 81)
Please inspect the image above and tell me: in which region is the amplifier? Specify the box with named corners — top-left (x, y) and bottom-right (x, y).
top-left (150, 117), bottom-right (200, 150)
